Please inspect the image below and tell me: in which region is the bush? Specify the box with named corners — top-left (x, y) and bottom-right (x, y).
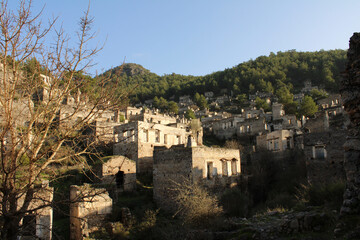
top-left (220, 188), bottom-right (252, 217)
top-left (265, 192), bottom-right (296, 210)
top-left (171, 179), bottom-right (223, 227)
top-left (296, 181), bottom-right (345, 210)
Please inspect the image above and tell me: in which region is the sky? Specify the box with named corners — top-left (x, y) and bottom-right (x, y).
top-left (7, 0), bottom-right (360, 76)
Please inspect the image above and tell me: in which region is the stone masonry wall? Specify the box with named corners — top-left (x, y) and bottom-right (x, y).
top-left (153, 146), bottom-right (193, 211)
top-left (304, 129), bottom-right (346, 184)
top-left (153, 146), bottom-right (241, 211)
top-left (336, 32), bottom-right (360, 237)
top-left (70, 184), bottom-right (112, 240)
top-left (96, 156), bottom-right (137, 191)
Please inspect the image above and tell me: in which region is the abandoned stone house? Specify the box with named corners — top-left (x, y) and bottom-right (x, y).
top-left (301, 80), bottom-right (318, 93)
top-left (179, 95), bottom-right (193, 105)
top-left (204, 91), bottom-right (214, 99)
top-left (200, 112), bottom-right (228, 132)
top-left (93, 155), bottom-right (137, 192)
top-left (270, 114), bottom-right (301, 131)
top-left (70, 184), bottom-right (112, 240)
top-left (302, 110), bottom-right (347, 184)
top-left (123, 106), bottom-right (143, 120)
top-left (256, 129), bottom-right (295, 152)
top-left (84, 120), bottom-right (120, 143)
top-left (272, 103), bottom-right (285, 120)
top-left (113, 120), bottom-right (203, 172)
top-left (317, 94), bottom-right (344, 117)
top-left (153, 145), bottom-right (241, 211)
top-left (317, 94), bottom-right (342, 109)
top-left (212, 115), bottom-right (245, 139)
top-left (215, 95), bottom-right (230, 105)
top-left (0, 98), bottom-right (33, 127)
top-left (1, 183), bottom-right (54, 240)
top-left (127, 108), bottom-right (178, 125)
top-left (236, 117), bottom-right (269, 138)
top-left (243, 108), bottom-right (265, 119)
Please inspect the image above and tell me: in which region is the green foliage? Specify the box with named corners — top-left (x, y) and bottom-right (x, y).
top-left (167, 101), bottom-right (179, 114)
top-left (220, 188), bottom-right (252, 217)
top-left (296, 181), bottom-right (345, 210)
top-left (255, 97), bottom-right (271, 112)
top-left (276, 86), bottom-right (294, 105)
top-left (299, 95), bottom-right (318, 117)
top-left (184, 109), bottom-right (196, 119)
top-left (310, 88), bottom-right (328, 101)
top-left (119, 114), bottom-right (125, 122)
top-left (248, 150), bottom-right (307, 214)
top-left (96, 50), bottom-right (346, 104)
top-left (194, 93), bottom-right (208, 110)
top-left (236, 94), bottom-right (247, 103)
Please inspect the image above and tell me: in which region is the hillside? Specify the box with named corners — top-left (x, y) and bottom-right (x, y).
top-left (97, 49), bottom-right (347, 103)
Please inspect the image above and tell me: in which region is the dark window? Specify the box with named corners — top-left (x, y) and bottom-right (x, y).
top-left (116, 171), bottom-right (124, 188)
top-left (22, 215), bottom-right (36, 237)
top-left (231, 159), bottom-right (237, 175)
top-left (207, 162), bottom-right (213, 179)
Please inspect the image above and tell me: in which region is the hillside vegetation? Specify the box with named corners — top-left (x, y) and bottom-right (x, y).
top-left (97, 50), bottom-right (346, 103)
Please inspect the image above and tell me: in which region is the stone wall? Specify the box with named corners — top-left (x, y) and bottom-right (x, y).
top-left (114, 121), bottom-right (202, 172)
top-left (153, 146), bottom-right (193, 211)
top-left (336, 32), bottom-right (360, 237)
top-left (303, 129), bottom-right (346, 184)
top-left (303, 111), bottom-right (329, 133)
top-left (153, 146), bottom-right (240, 211)
top-left (212, 116), bottom-right (244, 140)
top-left (256, 130), bottom-right (294, 152)
top-left (237, 117), bottom-right (268, 137)
top-left (192, 147), bottom-right (241, 184)
top-left (272, 103), bottom-right (285, 120)
top-left (94, 156), bottom-right (136, 191)
top-left (70, 184), bottom-right (112, 240)
top-left (20, 185), bottom-right (54, 240)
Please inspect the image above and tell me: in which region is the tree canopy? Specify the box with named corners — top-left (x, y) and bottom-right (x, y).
top-left (299, 96), bottom-right (318, 117)
top-left (96, 50), bottom-right (346, 105)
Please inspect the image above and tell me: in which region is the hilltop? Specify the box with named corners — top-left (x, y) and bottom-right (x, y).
top-left (96, 49), bottom-right (347, 103)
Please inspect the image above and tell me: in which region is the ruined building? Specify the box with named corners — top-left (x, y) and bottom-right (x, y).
top-left (302, 110), bottom-right (347, 184)
top-left (113, 117), bottom-right (203, 173)
top-left (256, 129), bottom-right (294, 152)
top-left (153, 145), bottom-right (240, 211)
top-left (93, 155), bottom-right (137, 192)
top-left (70, 184), bottom-right (112, 240)
top-left (1, 183), bottom-right (54, 240)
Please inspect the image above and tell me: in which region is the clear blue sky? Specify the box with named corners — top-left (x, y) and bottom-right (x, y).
top-left (8, 0), bottom-right (360, 76)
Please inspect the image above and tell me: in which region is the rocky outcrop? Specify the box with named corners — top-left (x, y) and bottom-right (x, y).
top-left (336, 32), bottom-right (360, 238)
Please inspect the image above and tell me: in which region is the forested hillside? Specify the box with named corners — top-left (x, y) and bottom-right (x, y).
top-left (97, 50), bottom-right (347, 103)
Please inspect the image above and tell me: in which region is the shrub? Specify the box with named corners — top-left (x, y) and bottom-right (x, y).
top-left (220, 188), bottom-right (252, 217)
top-left (296, 181), bottom-right (345, 210)
top-left (171, 179), bottom-right (223, 227)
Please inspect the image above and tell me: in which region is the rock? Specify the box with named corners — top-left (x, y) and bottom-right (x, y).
top-left (340, 206), bottom-right (352, 215)
top-left (290, 219), bottom-right (299, 232)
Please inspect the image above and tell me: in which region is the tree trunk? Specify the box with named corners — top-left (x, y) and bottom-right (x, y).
top-left (1, 215), bottom-right (21, 240)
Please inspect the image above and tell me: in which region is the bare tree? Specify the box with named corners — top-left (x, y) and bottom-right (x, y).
top-left (0, 1), bottom-right (125, 239)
